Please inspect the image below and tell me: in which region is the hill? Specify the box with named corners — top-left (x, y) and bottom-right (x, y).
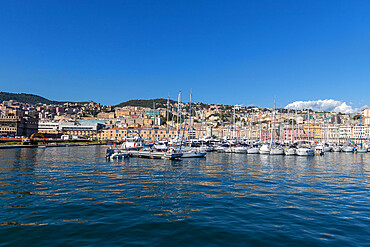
top-left (115, 98), bottom-right (177, 109)
top-left (0, 92), bottom-right (94, 105)
top-left (0, 91), bottom-right (60, 105)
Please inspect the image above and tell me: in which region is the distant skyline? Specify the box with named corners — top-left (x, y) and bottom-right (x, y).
top-left (1, 1), bottom-right (370, 109)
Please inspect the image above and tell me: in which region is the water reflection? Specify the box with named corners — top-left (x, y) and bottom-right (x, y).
top-left (0, 147), bottom-right (370, 246)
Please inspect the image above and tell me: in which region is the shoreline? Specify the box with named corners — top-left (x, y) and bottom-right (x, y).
top-left (0, 143), bottom-right (105, 149)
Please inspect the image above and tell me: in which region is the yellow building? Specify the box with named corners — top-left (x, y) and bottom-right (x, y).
top-left (302, 124), bottom-right (322, 140)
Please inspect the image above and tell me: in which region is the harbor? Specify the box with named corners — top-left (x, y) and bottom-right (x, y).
top-left (2, 1), bottom-right (370, 246)
top-left (1, 145), bottom-right (369, 246)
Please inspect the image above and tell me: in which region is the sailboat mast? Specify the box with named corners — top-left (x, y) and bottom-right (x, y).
top-left (177, 91), bottom-right (181, 138)
top-left (166, 95), bottom-right (169, 142)
top-left (250, 109), bottom-right (254, 141)
top-left (307, 109), bottom-right (310, 142)
top-left (291, 107), bottom-right (294, 143)
top-left (270, 99), bottom-right (276, 148)
top-left (233, 106), bottom-right (236, 140)
top-left (152, 100), bottom-right (155, 143)
top-left (189, 90), bottom-right (192, 141)
top-left (259, 114), bottom-right (262, 142)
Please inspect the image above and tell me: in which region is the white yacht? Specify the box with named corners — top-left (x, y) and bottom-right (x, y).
top-left (162, 148), bottom-right (183, 159)
top-left (247, 146), bottom-right (260, 154)
top-left (357, 148), bottom-right (368, 153)
top-left (270, 146), bottom-right (284, 155)
top-left (215, 145), bottom-right (228, 153)
top-left (106, 148), bottom-right (129, 160)
top-left (342, 146), bottom-right (354, 152)
top-left (122, 133), bottom-right (145, 150)
top-left (232, 146), bottom-right (248, 153)
top-left (259, 144), bottom-right (271, 154)
top-left (284, 147), bottom-right (296, 156)
top-left (223, 147), bottom-right (234, 153)
top-left (296, 147), bottom-right (314, 156)
top-left (332, 145), bottom-right (341, 152)
top-left (181, 149), bottom-right (207, 158)
top-left (199, 145), bottom-right (214, 152)
top-left (316, 143), bottom-right (332, 152)
top-left (152, 141), bottom-right (168, 151)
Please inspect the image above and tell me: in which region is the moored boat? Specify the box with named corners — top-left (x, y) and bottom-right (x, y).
top-left (285, 147), bottom-right (296, 156)
top-left (247, 146), bottom-right (260, 154)
top-left (259, 144), bottom-right (271, 155)
top-left (296, 147), bottom-right (314, 156)
top-left (270, 146), bottom-right (284, 155)
top-left (342, 146), bottom-right (354, 152)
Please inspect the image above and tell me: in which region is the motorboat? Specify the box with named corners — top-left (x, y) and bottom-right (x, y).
top-left (199, 145), bottom-right (214, 152)
top-left (122, 133), bottom-right (145, 150)
top-left (356, 143), bottom-right (367, 153)
top-left (215, 145), bottom-right (228, 153)
top-left (247, 146), bottom-right (260, 154)
top-left (284, 147), bottom-right (296, 156)
top-left (223, 147), bottom-right (234, 153)
top-left (163, 148), bottom-right (183, 160)
top-left (106, 148), bottom-right (129, 160)
top-left (270, 146), bottom-right (284, 155)
top-left (232, 146), bottom-right (248, 153)
top-left (316, 143), bottom-right (332, 152)
top-left (259, 144), bottom-right (271, 155)
top-left (181, 149), bottom-right (207, 158)
top-left (332, 146), bottom-right (341, 152)
top-left (342, 146), bottom-right (354, 152)
top-left (296, 147), bottom-right (314, 156)
top-left (152, 141), bottom-right (168, 151)
top-left (357, 148), bottom-right (368, 153)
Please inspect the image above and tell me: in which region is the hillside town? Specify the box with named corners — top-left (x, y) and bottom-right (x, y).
top-left (1, 96), bottom-right (370, 144)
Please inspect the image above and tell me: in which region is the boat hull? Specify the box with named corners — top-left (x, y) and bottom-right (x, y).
top-left (285, 148), bottom-right (296, 156)
top-left (247, 148), bottom-right (260, 154)
top-left (270, 148), bottom-right (284, 155)
top-left (296, 148), bottom-right (314, 156)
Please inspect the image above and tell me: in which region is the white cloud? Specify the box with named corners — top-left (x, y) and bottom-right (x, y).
top-left (285, 99), bottom-right (367, 114)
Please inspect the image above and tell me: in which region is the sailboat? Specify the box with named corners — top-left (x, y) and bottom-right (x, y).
top-left (357, 115), bottom-right (367, 153)
top-left (181, 91), bottom-right (206, 158)
top-left (269, 99), bottom-right (284, 155)
top-left (296, 109), bottom-right (314, 156)
top-left (259, 121), bottom-right (271, 154)
top-left (285, 107), bottom-right (296, 155)
top-left (248, 111), bottom-right (261, 154)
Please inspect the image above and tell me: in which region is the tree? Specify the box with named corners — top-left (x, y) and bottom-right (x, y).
top-left (353, 115), bottom-right (361, 120)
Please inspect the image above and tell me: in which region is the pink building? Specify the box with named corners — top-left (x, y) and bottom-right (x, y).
top-left (261, 128), bottom-right (314, 142)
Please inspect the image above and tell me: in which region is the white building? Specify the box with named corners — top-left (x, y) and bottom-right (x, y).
top-left (353, 125), bottom-right (370, 140)
top-left (38, 121), bottom-right (59, 132)
top-left (339, 126), bottom-right (352, 139)
top-left (39, 121), bottom-right (103, 133)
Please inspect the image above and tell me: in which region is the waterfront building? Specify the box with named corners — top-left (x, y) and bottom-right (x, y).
top-left (97, 127), bottom-right (181, 142)
top-left (0, 115), bottom-right (38, 137)
top-left (302, 124), bottom-right (321, 140)
top-left (59, 122), bottom-right (104, 137)
top-left (352, 125), bottom-right (370, 140)
top-left (38, 121), bottom-right (60, 135)
top-left (339, 126), bottom-right (352, 140)
top-left (322, 125), bottom-right (340, 142)
top-left (38, 121), bottom-right (104, 138)
top-left (96, 125), bottom-right (208, 142)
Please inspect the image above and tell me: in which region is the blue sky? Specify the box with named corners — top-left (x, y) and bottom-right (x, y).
top-left (0, 0), bottom-right (369, 108)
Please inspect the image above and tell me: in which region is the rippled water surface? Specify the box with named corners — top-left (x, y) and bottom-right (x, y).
top-left (1, 146), bottom-right (370, 246)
